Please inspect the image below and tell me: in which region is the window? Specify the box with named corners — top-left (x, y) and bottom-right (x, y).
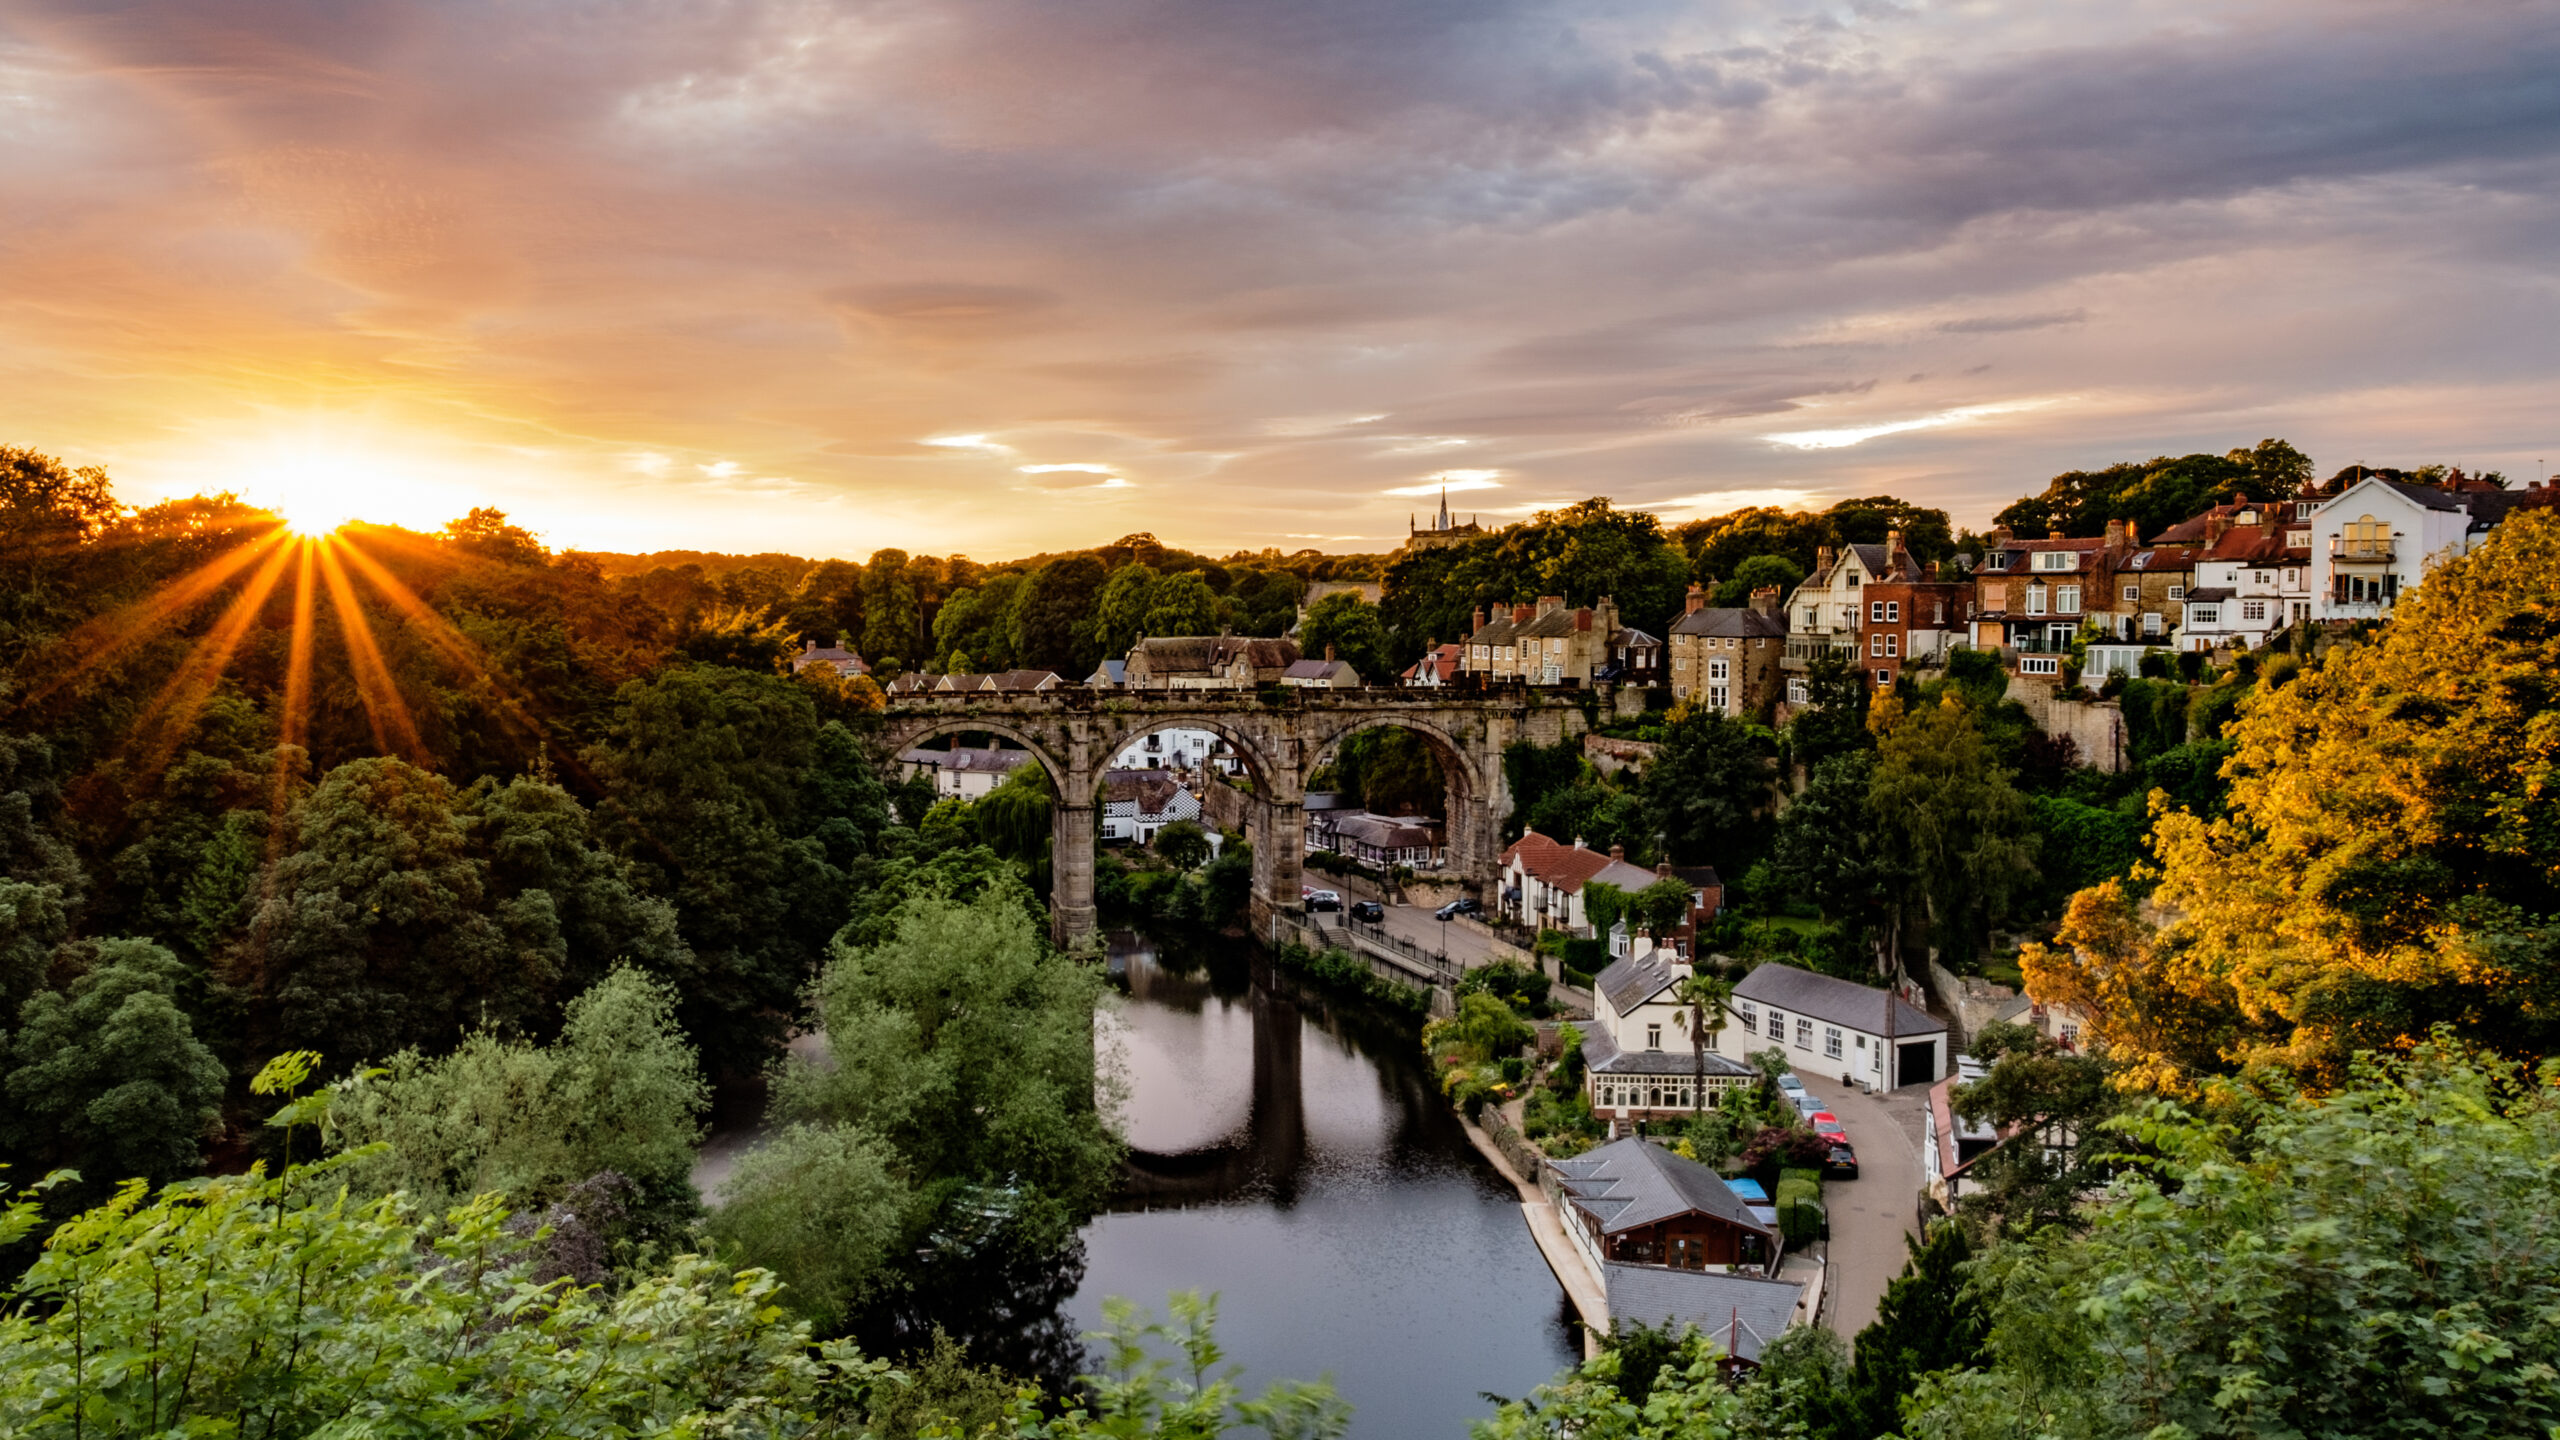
top-left (1795, 1018), bottom-right (1813, 1049)
top-left (1870, 634), bottom-right (1884, 656)
top-left (2143, 612), bottom-right (2163, 637)
top-left (1886, 601), bottom-right (1901, 622)
top-left (2057, 585), bottom-right (2080, 613)
top-left (2035, 551), bottom-right (2075, 572)
top-left (2167, 585), bottom-right (2185, 601)
top-left (1646, 1025), bottom-right (1661, 1051)
top-left (1875, 669), bottom-right (1891, 686)
top-left (1987, 552), bottom-right (2011, 571)
top-left (1885, 634), bottom-right (1899, 657)
top-left (1708, 658), bottom-right (1729, 712)
top-left (2191, 605), bottom-right (2220, 625)
top-left (1824, 1027), bottom-right (1842, 1059)
top-left (2020, 656), bottom-right (2061, 676)
top-left (1786, 677), bottom-right (1809, 704)
top-left (2026, 586), bottom-right (2048, 616)
top-left (2242, 601), bottom-right (2267, 622)
top-left (1736, 1004), bottom-right (1757, 1031)
top-left (1845, 570), bottom-right (1861, 587)
top-left (1766, 1010), bottom-right (1785, 1040)
top-left (2122, 585), bottom-right (2138, 603)
top-left (2254, 571), bottom-right (2271, 586)
top-left (1548, 639), bottom-right (1562, 654)
top-left (1870, 600), bottom-right (1885, 622)
top-left (1800, 607), bottom-right (1818, 629)
top-left (1983, 581), bottom-right (2007, 611)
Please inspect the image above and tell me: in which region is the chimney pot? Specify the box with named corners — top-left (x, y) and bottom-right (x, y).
top-left (1685, 583), bottom-right (1706, 616)
top-left (1609, 843), bottom-right (1624, 861)
top-left (2048, 528), bottom-right (2066, 541)
top-left (1325, 644), bottom-right (1335, 663)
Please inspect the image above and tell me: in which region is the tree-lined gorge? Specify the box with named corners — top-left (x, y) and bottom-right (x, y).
top-left (2, 439), bottom-right (2556, 1437)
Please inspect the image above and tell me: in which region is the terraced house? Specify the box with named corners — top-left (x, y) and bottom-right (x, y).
top-left (1460, 596), bottom-right (1656, 686)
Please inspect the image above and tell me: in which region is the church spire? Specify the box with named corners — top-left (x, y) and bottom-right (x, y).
top-left (1437, 486), bottom-right (1451, 531)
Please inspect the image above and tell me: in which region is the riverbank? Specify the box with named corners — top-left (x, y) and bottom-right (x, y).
top-left (1461, 1101), bottom-right (1607, 1360)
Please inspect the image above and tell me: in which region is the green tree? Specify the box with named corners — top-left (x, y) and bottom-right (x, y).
top-left (1013, 555), bottom-right (1108, 674)
top-left (1154, 818), bottom-right (1212, 872)
top-left (1867, 693), bottom-right (2038, 971)
top-left (1903, 1045), bottom-right (2560, 1440)
top-left (1830, 1223), bottom-right (1990, 1440)
top-left (1472, 1327), bottom-right (1743, 1439)
top-left (463, 773), bottom-right (695, 1003)
top-left (229, 756), bottom-right (515, 1071)
top-left (709, 1122), bottom-right (915, 1331)
top-left (3, 938), bottom-right (225, 1200)
top-left (0, 735), bottom-right (81, 1018)
top-left (775, 881), bottom-right (1121, 1250)
top-left (1948, 1025), bottom-right (2120, 1235)
top-left (1824, 495), bottom-right (1955, 564)
top-left (1299, 592), bottom-right (1392, 680)
top-left (1094, 562), bottom-right (1161, 657)
top-left (860, 548), bottom-right (920, 665)
top-left (974, 762), bottom-right (1057, 865)
top-left (1142, 571), bottom-right (1220, 639)
top-left (1641, 707), bottom-right (1778, 868)
top-left (1674, 970), bottom-right (1734, 1117)
top-left (1710, 552), bottom-right (1805, 608)
top-left (327, 966), bottom-right (710, 1224)
top-left (1767, 752), bottom-right (1899, 939)
top-left (1787, 650), bottom-right (1871, 769)
top-left (583, 665), bottom-right (877, 1054)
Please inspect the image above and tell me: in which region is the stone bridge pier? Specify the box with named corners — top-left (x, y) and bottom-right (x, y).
top-left (877, 687), bottom-right (1603, 946)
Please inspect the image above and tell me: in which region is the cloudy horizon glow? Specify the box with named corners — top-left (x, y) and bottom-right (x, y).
top-left (3, 0), bottom-right (2556, 559)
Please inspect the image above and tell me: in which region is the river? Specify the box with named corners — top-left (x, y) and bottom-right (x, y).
top-left (1077, 930), bottom-right (1579, 1438)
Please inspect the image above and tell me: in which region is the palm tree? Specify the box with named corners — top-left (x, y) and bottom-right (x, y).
top-left (1675, 970), bottom-right (1736, 1116)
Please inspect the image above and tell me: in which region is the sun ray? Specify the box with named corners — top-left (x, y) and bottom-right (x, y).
top-left (314, 539), bottom-right (427, 763)
top-left (266, 541), bottom-right (320, 856)
top-left (330, 532), bottom-right (555, 747)
top-left (122, 538), bottom-right (295, 777)
top-left (13, 526), bottom-right (291, 712)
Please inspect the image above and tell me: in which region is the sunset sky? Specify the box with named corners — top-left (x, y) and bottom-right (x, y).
top-left (4, 0), bottom-right (2556, 559)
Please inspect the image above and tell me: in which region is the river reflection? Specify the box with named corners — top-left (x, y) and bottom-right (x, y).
top-left (1079, 931), bottom-right (1579, 1439)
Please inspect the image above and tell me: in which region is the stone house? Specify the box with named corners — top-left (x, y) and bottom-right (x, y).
top-left (790, 639), bottom-right (868, 677)
top-left (899, 743), bottom-right (1037, 800)
top-left (1665, 585), bottom-right (1785, 716)
top-left (1459, 596), bottom-right (1637, 686)
top-left (1123, 636), bottom-right (1302, 689)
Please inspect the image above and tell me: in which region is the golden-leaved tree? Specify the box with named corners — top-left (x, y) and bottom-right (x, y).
top-left (2026, 506), bottom-right (2560, 1088)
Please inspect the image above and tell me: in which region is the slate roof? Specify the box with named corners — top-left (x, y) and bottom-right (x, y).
top-left (935, 673), bottom-right (991, 692)
top-left (1603, 1264), bottom-right (1804, 1364)
top-left (901, 744), bottom-right (1036, 775)
top-left (1101, 769), bottom-right (1190, 816)
top-left (1087, 660), bottom-right (1127, 686)
top-left (1583, 1024), bottom-right (1758, 1078)
top-left (2113, 547), bottom-right (2197, 573)
top-left (1597, 953), bottom-right (1685, 1013)
top-left (1549, 1137), bottom-right (1776, 1239)
top-left (1329, 813), bottom-right (1441, 849)
top-left (1733, 963), bottom-right (1945, 1037)
top-left (2184, 587), bottom-right (2236, 603)
top-left (1281, 658), bottom-right (1359, 684)
top-left (989, 669), bottom-right (1061, 692)
top-left (1669, 608), bottom-right (1786, 639)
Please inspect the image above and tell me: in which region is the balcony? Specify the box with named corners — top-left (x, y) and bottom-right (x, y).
top-left (1781, 637), bottom-right (1856, 668)
top-left (2330, 537), bottom-right (2396, 563)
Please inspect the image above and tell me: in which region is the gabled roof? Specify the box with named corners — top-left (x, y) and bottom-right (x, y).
top-left (1549, 1137), bottom-right (1776, 1239)
top-left (901, 744), bottom-right (1035, 774)
top-left (1281, 658), bottom-right (1353, 682)
top-left (1670, 608), bottom-right (1786, 639)
top-left (935, 672), bottom-right (991, 692)
top-left (2112, 546), bottom-right (2197, 572)
top-left (1500, 831), bottom-right (1654, 894)
top-left (1101, 768), bottom-right (1191, 816)
top-left (988, 669), bottom-right (1061, 692)
top-left (1403, 643), bottom-right (1462, 680)
top-left (1087, 659), bottom-right (1127, 685)
top-left (1596, 953), bottom-right (1684, 1013)
top-left (1330, 813), bottom-right (1441, 849)
top-left (1603, 1264), bottom-right (1803, 1364)
top-left (1734, 962), bottom-right (1945, 1037)
top-left (1582, 1025), bottom-right (1760, 1077)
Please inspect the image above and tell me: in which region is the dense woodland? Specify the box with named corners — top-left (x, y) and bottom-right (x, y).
top-left (2, 439), bottom-right (2556, 1437)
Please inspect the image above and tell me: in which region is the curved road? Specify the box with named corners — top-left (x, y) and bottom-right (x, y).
top-left (1793, 1072), bottom-right (1926, 1345)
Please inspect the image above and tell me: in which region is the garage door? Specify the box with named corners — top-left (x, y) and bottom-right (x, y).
top-left (1897, 1041), bottom-right (1935, 1087)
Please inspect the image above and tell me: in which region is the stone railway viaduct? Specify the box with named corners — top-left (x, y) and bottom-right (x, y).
top-left (879, 688), bottom-right (1621, 944)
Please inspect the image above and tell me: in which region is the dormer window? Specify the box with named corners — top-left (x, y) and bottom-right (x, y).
top-left (1987, 553), bottom-right (2011, 571)
top-left (2034, 551), bottom-right (2076, 572)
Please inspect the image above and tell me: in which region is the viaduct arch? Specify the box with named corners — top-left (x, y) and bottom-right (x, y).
top-left (878, 687), bottom-right (1607, 945)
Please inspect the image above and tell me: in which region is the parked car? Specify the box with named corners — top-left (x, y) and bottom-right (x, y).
top-left (1434, 896), bottom-right (1481, 921)
top-left (1306, 890), bottom-right (1343, 912)
top-left (1812, 1117), bottom-right (1847, 1141)
top-left (1349, 900), bottom-right (1384, 923)
top-left (1825, 1143), bottom-right (1860, 1180)
top-left (1775, 1073), bottom-right (1808, 1100)
top-left (1791, 1092), bottom-right (1827, 1118)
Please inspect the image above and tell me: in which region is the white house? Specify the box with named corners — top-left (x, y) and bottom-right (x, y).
top-left (1100, 769), bottom-right (1202, 844)
top-left (1730, 962), bottom-right (1947, 1094)
top-left (1281, 656), bottom-right (1362, 688)
top-left (2306, 475), bottom-right (2541, 622)
top-left (1110, 726), bottom-right (1224, 773)
top-left (2179, 504), bottom-right (2314, 651)
top-left (1582, 949), bottom-right (1757, 1123)
top-left (1401, 644), bottom-right (1462, 687)
top-left (899, 743), bottom-right (1038, 800)
top-left (1497, 832), bottom-right (1660, 934)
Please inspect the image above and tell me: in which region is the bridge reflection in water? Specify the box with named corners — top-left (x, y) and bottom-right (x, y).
top-left (1080, 931), bottom-right (1579, 1439)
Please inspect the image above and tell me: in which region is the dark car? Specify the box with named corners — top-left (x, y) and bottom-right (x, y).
top-left (1305, 890), bottom-right (1343, 913)
top-left (1349, 900), bottom-right (1384, 923)
top-left (1825, 1143), bottom-right (1859, 1180)
top-left (1434, 897), bottom-right (1480, 921)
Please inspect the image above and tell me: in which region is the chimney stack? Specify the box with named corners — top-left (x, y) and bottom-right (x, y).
top-left (1609, 843), bottom-right (1624, 862)
top-left (1887, 527), bottom-right (1906, 555)
top-left (1685, 583), bottom-right (1707, 616)
top-left (1816, 545), bottom-right (1836, 571)
top-left (1749, 586), bottom-right (1780, 616)
top-left (1325, 644), bottom-right (1335, 663)
top-left (1472, 606), bottom-right (1485, 633)
top-left (1537, 594), bottom-right (1564, 616)
top-left (1514, 603), bottom-right (1534, 623)
top-left (2205, 511), bottom-right (2232, 545)
top-left (2048, 528), bottom-right (2067, 542)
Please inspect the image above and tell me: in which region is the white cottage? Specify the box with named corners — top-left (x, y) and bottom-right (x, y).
top-left (1731, 963), bottom-right (1947, 1094)
top-left (1582, 950), bottom-right (1757, 1123)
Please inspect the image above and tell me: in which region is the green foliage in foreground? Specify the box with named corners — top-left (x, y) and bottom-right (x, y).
top-left (0, 1161), bottom-right (1350, 1439)
top-left (1900, 1045), bottom-right (2560, 1440)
